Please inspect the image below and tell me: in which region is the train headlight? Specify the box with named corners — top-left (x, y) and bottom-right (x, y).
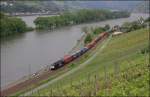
top-left (50, 66), bottom-right (55, 69)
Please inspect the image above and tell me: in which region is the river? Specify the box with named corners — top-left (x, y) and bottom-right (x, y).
top-left (1, 13), bottom-right (148, 89)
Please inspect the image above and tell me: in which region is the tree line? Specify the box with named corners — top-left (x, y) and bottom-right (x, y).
top-left (83, 16), bottom-right (149, 44)
top-left (0, 13), bottom-right (33, 37)
top-left (83, 25), bottom-right (110, 44)
top-left (34, 9), bottom-right (130, 30)
top-left (115, 17), bottom-right (149, 33)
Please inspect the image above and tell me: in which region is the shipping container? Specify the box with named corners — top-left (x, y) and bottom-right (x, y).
top-left (79, 47), bottom-right (89, 55)
top-left (63, 55), bottom-right (74, 64)
top-left (72, 51), bottom-right (81, 59)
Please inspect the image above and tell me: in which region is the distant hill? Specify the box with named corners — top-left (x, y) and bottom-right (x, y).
top-left (0, 1), bottom-right (63, 14)
top-left (133, 1), bottom-right (149, 13)
top-left (54, 1), bottom-right (142, 12)
top-left (1, 1), bottom-right (148, 14)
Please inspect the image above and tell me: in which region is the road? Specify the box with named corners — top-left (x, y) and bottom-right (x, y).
top-left (22, 35), bottom-right (112, 96)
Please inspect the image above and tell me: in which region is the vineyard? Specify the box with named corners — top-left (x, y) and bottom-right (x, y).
top-left (25, 28), bottom-right (148, 96)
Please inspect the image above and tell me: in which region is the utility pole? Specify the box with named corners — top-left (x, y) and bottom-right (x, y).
top-left (28, 64), bottom-right (32, 93)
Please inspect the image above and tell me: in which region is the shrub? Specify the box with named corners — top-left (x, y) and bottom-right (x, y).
top-left (0, 13), bottom-right (29, 37)
top-left (93, 27), bottom-right (105, 35)
top-left (84, 34), bottom-right (92, 44)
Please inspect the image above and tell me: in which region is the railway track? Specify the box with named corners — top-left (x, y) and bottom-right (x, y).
top-left (23, 35), bottom-right (112, 96)
top-left (1, 34), bottom-right (112, 96)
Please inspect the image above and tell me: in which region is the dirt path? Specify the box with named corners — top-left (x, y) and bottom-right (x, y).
top-left (23, 35), bottom-right (112, 96)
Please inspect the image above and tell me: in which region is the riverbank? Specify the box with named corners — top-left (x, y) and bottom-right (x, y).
top-left (1, 13), bottom-right (148, 91)
top-left (30, 28), bottom-right (149, 96)
top-left (10, 13), bottom-right (59, 17)
top-left (68, 33), bottom-right (86, 54)
top-left (1, 30), bottom-right (87, 96)
top-left (34, 10), bottom-right (130, 30)
top-left (1, 24), bottom-right (110, 96)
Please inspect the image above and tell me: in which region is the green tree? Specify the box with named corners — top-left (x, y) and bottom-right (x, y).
top-left (93, 27), bottom-right (105, 35)
top-left (84, 34), bottom-right (92, 44)
top-left (0, 13), bottom-right (29, 37)
top-left (34, 9), bottom-right (130, 30)
top-left (104, 24), bottom-right (110, 31)
top-left (144, 17), bottom-right (150, 23)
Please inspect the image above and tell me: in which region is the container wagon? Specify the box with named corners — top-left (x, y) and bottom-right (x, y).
top-left (50, 32), bottom-right (109, 70)
top-left (63, 55), bottom-right (74, 64)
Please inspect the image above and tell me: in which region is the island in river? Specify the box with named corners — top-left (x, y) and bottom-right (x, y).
top-left (1, 13), bottom-right (148, 90)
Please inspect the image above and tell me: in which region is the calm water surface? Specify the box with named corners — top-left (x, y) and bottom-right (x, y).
top-left (1, 13), bottom-right (148, 88)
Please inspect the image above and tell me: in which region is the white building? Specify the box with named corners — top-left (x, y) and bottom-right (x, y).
top-left (112, 31), bottom-right (123, 36)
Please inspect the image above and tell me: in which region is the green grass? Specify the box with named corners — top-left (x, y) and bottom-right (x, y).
top-left (28, 28), bottom-right (149, 96)
top-left (13, 29), bottom-right (103, 96)
top-left (97, 54), bottom-right (149, 96)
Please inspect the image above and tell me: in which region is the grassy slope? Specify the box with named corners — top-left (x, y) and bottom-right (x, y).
top-left (31, 28), bottom-right (149, 96)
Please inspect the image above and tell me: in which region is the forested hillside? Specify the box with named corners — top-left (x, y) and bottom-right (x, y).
top-left (0, 1), bottom-right (63, 14)
top-left (133, 1), bottom-right (149, 13)
top-left (1, 1), bottom-right (147, 14)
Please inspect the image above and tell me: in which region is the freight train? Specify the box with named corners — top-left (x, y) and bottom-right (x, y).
top-left (50, 32), bottom-right (109, 70)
